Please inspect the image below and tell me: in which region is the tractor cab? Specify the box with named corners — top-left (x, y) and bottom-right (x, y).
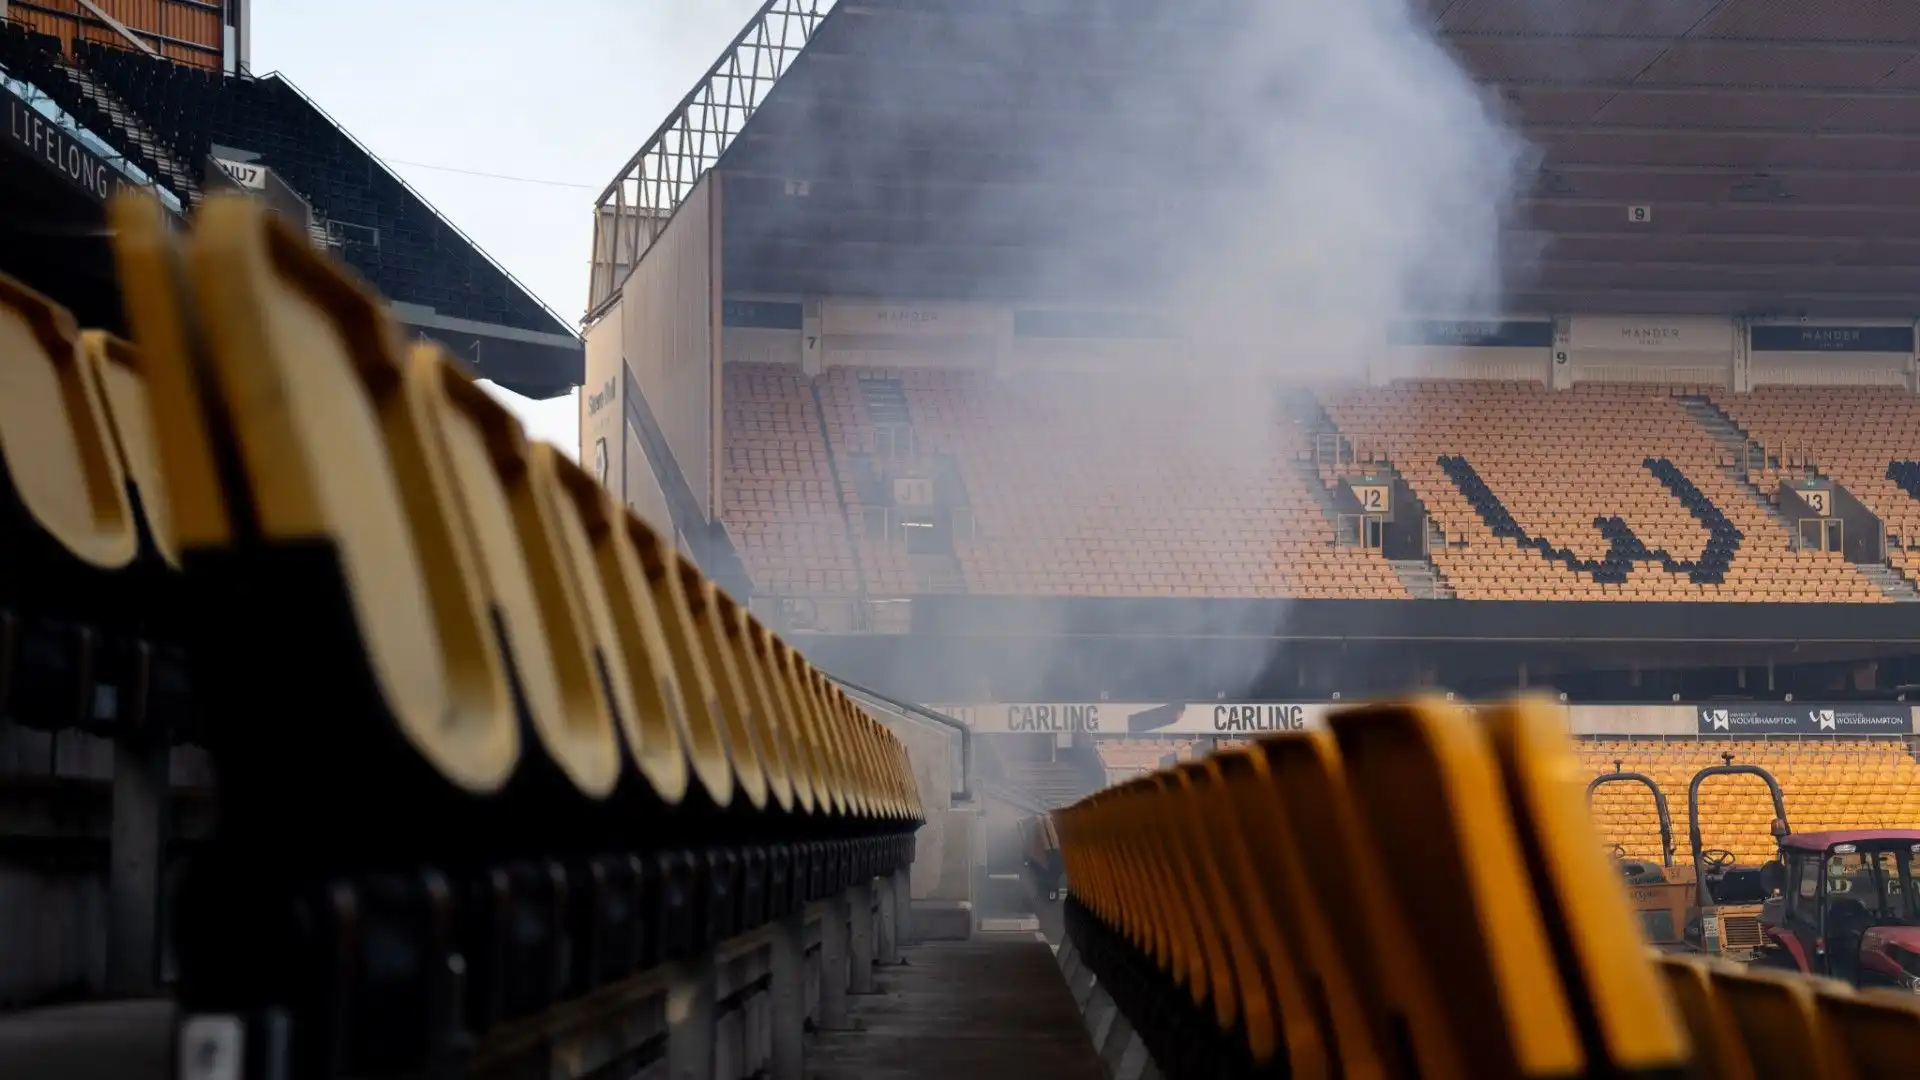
top-left (1758, 830), bottom-right (1920, 991)
top-left (1685, 756), bottom-right (1790, 959)
top-left (1588, 763), bottom-right (1690, 948)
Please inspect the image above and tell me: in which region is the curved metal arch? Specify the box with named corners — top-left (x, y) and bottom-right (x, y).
top-left (1688, 760), bottom-right (1789, 906)
top-left (588, 0), bottom-right (841, 317)
top-left (1587, 766), bottom-right (1676, 868)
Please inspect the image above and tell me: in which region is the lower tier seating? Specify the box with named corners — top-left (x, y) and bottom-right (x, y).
top-left (1057, 699), bottom-right (1920, 1080)
top-left (1582, 738), bottom-right (1920, 865)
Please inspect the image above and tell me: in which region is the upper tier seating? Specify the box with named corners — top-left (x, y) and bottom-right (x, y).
top-left (724, 366), bottom-right (1916, 603)
top-left (1707, 386), bottom-right (1920, 586)
top-left (821, 366), bottom-right (1408, 598)
top-left (1323, 381), bottom-right (1883, 602)
top-left (720, 363), bottom-right (859, 595)
top-left (72, 39), bottom-right (562, 334)
top-left (1583, 739), bottom-right (1920, 865)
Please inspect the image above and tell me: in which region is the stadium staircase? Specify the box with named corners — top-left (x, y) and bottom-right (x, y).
top-left (1288, 392), bottom-right (1454, 598)
top-left (0, 24), bottom-right (182, 203)
top-left (1682, 396), bottom-right (1918, 601)
top-left (59, 65), bottom-right (197, 203)
top-left (1281, 391), bottom-right (1352, 525)
top-left (1389, 557), bottom-right (1455, 599)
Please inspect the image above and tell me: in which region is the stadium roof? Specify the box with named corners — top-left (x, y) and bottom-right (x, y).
top-left (593, 0), bottom-right (1920, 319)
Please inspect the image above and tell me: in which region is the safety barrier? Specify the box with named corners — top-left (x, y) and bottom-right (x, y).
top-left (1054, 696), bottom-right (1920, 1080)
top-left (0, 192), bottom-right (923, 1078)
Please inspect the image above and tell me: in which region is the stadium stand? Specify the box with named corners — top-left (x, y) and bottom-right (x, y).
top-left (1, 22), bottom-right (577, 396)
top-left (730, 368), bottom-right (1915, 604)
top-left (804, 366), bottom-right (1409, 598)
top-left (1322, 381), bottom-right (1885, 602)
top-left (1708, 387), bottom-right (1920, 581)
top-left (1583, 739), bottom-right (1920, 865)
top-left (71, 39), bottom-right (558, 333)
top-left (721, 362), bottom-right (860, 595)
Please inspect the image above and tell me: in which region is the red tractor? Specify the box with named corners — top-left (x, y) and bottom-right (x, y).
top-left (1756, 829), bottom-right (1920, 992)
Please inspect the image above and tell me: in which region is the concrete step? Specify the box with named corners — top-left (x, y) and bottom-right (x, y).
top-left (1859, 564), bottom-right (1920, 601)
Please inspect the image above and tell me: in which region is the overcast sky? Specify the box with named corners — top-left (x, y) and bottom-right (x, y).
top-left (251, 0), bottom-right (768, 455)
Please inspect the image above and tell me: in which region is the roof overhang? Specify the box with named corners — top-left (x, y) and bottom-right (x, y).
top-left (687, 0), bottom-right (1920, 315)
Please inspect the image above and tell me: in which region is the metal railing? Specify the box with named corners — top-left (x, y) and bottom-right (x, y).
top-left (831, 675), bottom-right (972, 804)
top-left (586, 0), bottom-right (837, 318)
top-left (0, 67), bottom-right (183, 213)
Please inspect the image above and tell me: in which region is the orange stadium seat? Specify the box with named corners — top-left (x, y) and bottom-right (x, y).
top-left (1582, 739), bottom-right (1920, 865)
top-left (720, 363), bottom-right (860, 596)
top-left (1322, 381), bottom-right (1884, 602)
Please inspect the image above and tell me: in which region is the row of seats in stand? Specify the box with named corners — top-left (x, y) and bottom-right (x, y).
top-left (1582, 739), bottom-right (1920, 865)
top-left (720, 363), bottom-right (861, 595)
top-left (1053, 697), bottom-right (1920, 1080)
top-left (814, 365), bottom-right (1408, 598)
top-left (1322, 381), bottom-right (1886, 601)
top-left (60, 192), bottom-right (921, 1078)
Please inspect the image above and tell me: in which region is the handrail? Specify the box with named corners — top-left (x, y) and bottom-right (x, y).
top-left (829, 674), bottom-right (972, 803)
top-left (253, 70), bottom-right (580, 341)
top-left (0, 69), bottom-right (183, 214)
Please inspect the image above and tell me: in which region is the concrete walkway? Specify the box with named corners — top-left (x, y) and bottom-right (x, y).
top-left (808, 933), bottom-right (1104, 1080)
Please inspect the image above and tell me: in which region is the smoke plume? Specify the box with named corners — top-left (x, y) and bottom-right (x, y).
top-left (737, 0), bottom-right (1528, 703)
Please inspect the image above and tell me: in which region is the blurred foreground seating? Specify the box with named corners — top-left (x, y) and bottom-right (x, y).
top-left (1054, 696), bottom-right (1920, 1080)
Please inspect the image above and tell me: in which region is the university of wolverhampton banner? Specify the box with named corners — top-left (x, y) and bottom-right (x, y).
top-left (1695, 703), bottom-right (1912, 735)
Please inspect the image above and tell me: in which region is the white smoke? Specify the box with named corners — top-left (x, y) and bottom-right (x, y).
top-left (1167, 0), bottom-right (1524, 370)
top-left (735, 0), bottom-right (1529, 702)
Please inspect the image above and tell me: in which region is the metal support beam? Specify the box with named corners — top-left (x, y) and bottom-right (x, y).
top-left (768, 913), bottom-right (806, 1080)
top-left (848, 880), bottom-right (875, 995)
top-left (72, 0), bottom-right (159, 55)
top-left (893, 868), bottom-right (915, 948)
top-left (107, 651), bottom-right (168, 998)
top-left (817, 895), bottom-right (850, 1030)
top-left (877, 872), bottom-right (899, 966)
top-left (666, 957), bottom-right (717, 1080)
